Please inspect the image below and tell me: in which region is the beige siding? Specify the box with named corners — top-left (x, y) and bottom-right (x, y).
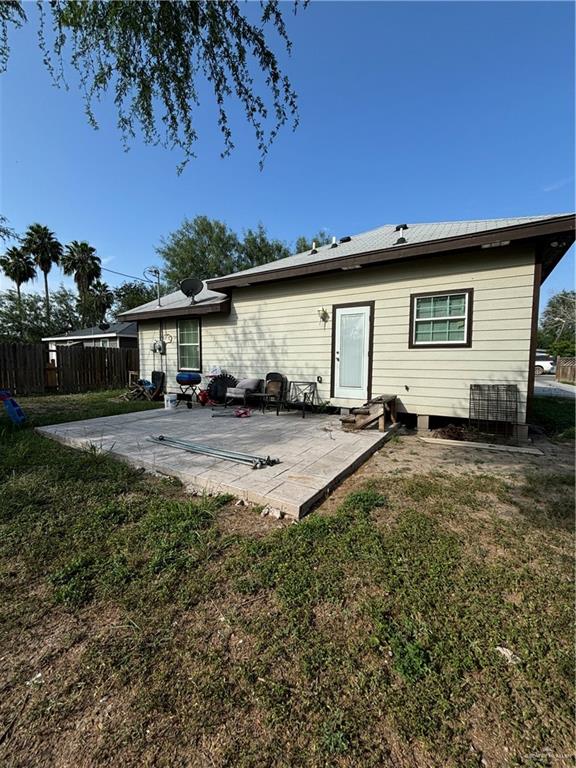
top-left (138, 246), bottom-right (536, 421)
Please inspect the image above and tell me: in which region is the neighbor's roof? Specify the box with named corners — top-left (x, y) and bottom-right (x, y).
top-left (118, 282), bottom-right (230, 322)
top-left (207, 213), bottom-right (575, 289)
top-left (42, 321), bottom-right (137, 342)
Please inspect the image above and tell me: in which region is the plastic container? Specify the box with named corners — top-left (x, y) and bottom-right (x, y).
top-left (164, 393), bottom-right (178, 410)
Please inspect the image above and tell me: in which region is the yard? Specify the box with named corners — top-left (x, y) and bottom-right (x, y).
top-left (0, 392), bottom-right (574, 767)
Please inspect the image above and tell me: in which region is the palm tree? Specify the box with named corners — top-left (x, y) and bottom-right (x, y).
top-left (61, 241), bottom-right (102, 325)
top-left (22, 223), bottom-right (63, 322)
top-left (0, 246), bottom-right (37, 331)
top-left (85, 280), bottom-right (114, 326)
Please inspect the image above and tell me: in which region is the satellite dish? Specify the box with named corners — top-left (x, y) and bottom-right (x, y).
top-left (99, 322), bottom-right (110, 331)
top-left (180, 278), bottom-right (204, 303)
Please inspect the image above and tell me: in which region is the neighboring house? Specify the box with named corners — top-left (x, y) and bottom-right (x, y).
top-left (42, 322), bottom-right (138, 360)
top-left (119, 214), bottom-right (574, 430)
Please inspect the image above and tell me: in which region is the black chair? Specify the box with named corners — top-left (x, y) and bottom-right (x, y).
top-left (276, 381), bottom-right (318, 419)
top-left (251, 372), bottom-right (287, 413)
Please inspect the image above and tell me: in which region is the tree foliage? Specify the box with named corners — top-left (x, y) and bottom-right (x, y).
top-left (0, 213), bottom-right (17, 243)
top-left (294, 229), bottom-right (332, 253)
top-left (158, 215), bottom-right (291, 284)
top-left (1, 1), bottom-right (303, 171)
top-left (21, 223), bottom-right (63, 320)
top-left (83, 280), bottom-right (114, 327)
top-left (112, 280), bottom-right (158, 318)
top-left (158, 216), bottom-right (241, 284)
top-left (239, 223), bottom-right (290, 269)
top-left (539, 290), bottom-right (576, 357)
top-left (0, 287), bottom-right (81, 343)
top-left (0, 246), bottom-right (36, 301)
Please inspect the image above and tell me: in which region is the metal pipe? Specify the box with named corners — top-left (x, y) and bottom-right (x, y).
top-left (154, 435), bottom-right (255, 459)
top-left (149, 437), bottom-right (261, 468)
top-left (148, 435), bottom-right (280, 468)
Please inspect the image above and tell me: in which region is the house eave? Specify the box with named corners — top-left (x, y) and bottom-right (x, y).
top-left (206, 215), bottom-right (575, 290)
top-left (41, 332), bottom-right (134, 342)
top-left (118, 298), bottom-right (231, 323)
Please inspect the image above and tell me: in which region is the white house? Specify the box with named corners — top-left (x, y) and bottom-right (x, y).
top-left (119, 214), bottom-right (574, 431)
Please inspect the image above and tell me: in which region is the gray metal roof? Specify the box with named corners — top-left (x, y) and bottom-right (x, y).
top-left (42, 321), bottom-right (137, 341)
top-left (119, 282), bottom-right (228, 317)
top-left (209, 213), bottom-right (572, 284)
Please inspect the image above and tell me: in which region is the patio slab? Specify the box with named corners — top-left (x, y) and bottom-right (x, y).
top-left (37, 407), bottom-right (394, 518)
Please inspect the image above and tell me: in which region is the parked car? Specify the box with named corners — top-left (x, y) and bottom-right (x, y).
top-left (535, 352), bottom-right (556, 375)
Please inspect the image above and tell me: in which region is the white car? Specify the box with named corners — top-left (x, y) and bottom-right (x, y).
top-left (535, 352), bottom-right (556, 375)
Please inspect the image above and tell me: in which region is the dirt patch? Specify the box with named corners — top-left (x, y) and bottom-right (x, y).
top-left (315, 432), bottom-right (574, 517)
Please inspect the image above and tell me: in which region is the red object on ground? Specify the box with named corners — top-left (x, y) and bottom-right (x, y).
top-left (197, 389), bottom-right (210, 406)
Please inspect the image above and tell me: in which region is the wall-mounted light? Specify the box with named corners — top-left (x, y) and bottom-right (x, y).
top-left (317, 307), bottom-right (330, 323)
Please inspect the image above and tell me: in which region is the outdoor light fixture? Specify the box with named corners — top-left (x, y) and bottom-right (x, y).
top-left (317, 307), bottom-right (330, 323)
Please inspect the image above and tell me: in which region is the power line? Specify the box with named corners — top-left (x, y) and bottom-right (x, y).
top-left (100, 266), bottom-right (155, 284)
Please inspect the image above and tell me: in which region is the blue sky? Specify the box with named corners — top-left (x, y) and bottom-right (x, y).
top-left (1, 1), bottom-right (574, 311)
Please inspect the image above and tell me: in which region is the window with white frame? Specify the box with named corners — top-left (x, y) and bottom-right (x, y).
top-left (410, 289), bottom-right (473, 347)
top-left (178, 318), bottom-right (201, 369)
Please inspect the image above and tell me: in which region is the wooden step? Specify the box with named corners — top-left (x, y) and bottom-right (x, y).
top-left (340, 394), bottom-right (398, 432)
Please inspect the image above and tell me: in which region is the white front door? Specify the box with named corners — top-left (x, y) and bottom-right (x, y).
top-left (333, 304), bottom-right (372, 400)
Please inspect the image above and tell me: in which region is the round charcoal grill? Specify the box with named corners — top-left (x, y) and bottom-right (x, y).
top-left (176, 371), bottom-right (202, 386)
top-left (207, 373), bottom-right (237, 403)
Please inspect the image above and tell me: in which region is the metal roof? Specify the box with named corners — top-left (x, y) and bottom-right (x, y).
top-left (208, 213), bottom-right (574, 287)
top-left (42, 321), bottom-right (137, 342)
top-left (117, 281), bottom-right (230, 322)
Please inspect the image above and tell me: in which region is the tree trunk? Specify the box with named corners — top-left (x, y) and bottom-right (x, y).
top-left (44, 270), bottom-right (50, 322)
top-left (17, 283), bottom-right (23, 336)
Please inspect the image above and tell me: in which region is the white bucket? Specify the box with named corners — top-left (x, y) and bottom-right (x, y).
top-left (164, 394), bottom-right (178, 410)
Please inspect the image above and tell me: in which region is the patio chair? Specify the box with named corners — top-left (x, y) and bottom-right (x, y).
top-left (250, 372), bottom-right (287, 413)
top-left (225, 377), bottom-right (262, 407)
top-left (276, 380), bottom-right (318, 419)
top-left (122, 370), bottom-right (165, 401)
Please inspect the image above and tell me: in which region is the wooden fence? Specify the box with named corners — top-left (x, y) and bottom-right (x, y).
top-left (0, 343), bottom-right (46, 395)
top-left (556, 357), bottom-right (576, 384)
top-left (0, 342), bottom-right (139, 395)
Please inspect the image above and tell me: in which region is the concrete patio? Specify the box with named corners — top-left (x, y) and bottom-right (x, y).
top-left (37, 407), bottom-right (393, 517)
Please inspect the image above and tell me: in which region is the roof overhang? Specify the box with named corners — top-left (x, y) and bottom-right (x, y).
top-left (41, 332), bottom-right (135, 342)
top-left (118, 298), bottom-right (231, 323)
top-left (207, 215), bottom-right (575, 290)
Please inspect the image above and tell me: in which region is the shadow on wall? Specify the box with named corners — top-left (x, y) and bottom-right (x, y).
top-left (203, 303), bottom-right (333, 398)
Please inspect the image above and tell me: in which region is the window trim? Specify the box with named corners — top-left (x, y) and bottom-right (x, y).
top-left (177, 317), bottom-right (202, 371)
top-left (408, 288), bottom-right (474, 349)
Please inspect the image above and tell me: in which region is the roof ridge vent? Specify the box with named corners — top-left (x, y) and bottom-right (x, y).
top-left (339, 235), bottom-right (352, 243)
top-left (330, 236), bottom-right (338, 248)
top-left (395, 224), bottom-right (408, 232)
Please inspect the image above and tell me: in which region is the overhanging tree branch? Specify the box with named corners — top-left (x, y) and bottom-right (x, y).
top-left (1, 1), bottom-right (304, 172)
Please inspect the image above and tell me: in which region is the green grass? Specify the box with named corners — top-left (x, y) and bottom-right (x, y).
top-left (8, 388), bottom-right (162, 427)
top-left (531, 395), bottom-right (575, 438)
top-left (0, 392), bottom-right (574, 767)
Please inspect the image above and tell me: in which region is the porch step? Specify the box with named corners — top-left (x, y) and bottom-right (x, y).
top-left (340, 394), bottom-right (398, 432)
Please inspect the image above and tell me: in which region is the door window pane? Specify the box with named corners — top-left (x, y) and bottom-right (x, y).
top-left (339, 312), bottom-right (365, 388)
